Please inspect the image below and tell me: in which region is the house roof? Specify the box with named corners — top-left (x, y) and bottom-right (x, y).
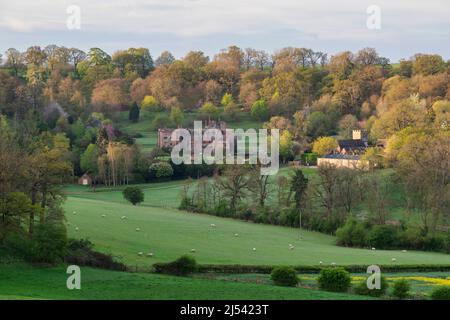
top-left (321, 154), bottom-right (361, 160)
top-left (338, 139), bottom-right (367, 149)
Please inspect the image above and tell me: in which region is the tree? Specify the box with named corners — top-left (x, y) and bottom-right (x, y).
top-left (80, 144), bottom-right (99, 178)
top-left (312, 137), bottom-right (338, 156)
top-left (289, 169), bottom-right (309, 234)
top-left (199, 102), bottom-right (220, 120)
top-left (290, 169), bottom-right (309, 211)
top-left (251, 100), bottom-right (269, 120)
top-left (155, 51), bottom-right (175, 66)
top-left (4, 48), bottom-right (24, 75)
top-left (122, 186), bottom-right (144, 205)
top-left (140, 95), bottom-right (160, 112)
top-left (279, 130), bottom-right (294, 162)
top-left (27, 133), bottom-right (72, 233)
top-left (218, 165), bottom-right (250, 214)
top-left (170, 106), bottom-right (184, 127)
top-left (338, 114), bottom-right (359, 139)
top-left (129, 102), bottom-right (140, 123)
top-left (91, 78), bottom-right (130, 112)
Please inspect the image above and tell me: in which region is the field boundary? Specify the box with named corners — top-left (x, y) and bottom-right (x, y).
top-left (153, 263), bottom-right (450, 274)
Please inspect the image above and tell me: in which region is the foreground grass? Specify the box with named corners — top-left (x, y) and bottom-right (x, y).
top-left (64, 196), bottom-right (450, 267)
top-left (0, 264), bottom-right (369, 300)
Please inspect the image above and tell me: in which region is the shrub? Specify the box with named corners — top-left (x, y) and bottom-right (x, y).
top-left (149, 162), bottom-right (174, 180)
top-left (354, 276), bottom-right (388, 297)
top-left (270, 266), bottom-right (299, 287)
top-left (391, 279), bottom-right (410, 299)
top-left (317, 267), bottom-right (351, 292)
top-left (367, 225), bottom-right (399, 249)
top-left (430, 286), bottom-right (450, 300)
top-left (122, 186), bottom-right (144, 205)
top-left (29, 223), bottom-right (68, 263)
top-left (65, 239), bottom-right (127, 271)
top-left (336, 219), bottom-right (369, 247)
top-left (156, 255), bottom-right (198, 276)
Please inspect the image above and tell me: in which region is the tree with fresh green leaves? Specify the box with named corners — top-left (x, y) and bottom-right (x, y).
top-left (122, 186), bottom-right (144, 205)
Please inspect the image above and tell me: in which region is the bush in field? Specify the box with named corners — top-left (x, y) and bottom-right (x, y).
top-left (391, 279), bottom-right (410, 299)
top-left (354, 276), bottom-right (389, 297)
top-left (317, 267), bottom-right (351, 292)
top-left (159, 255), bottom-right (198, 276)
top-left (430, 286), bottom-right (450, 300)
top-left (270, 266), bottom-right (299, 287)
top-left (367, 225), bottom-right (399, 249)
top-left (336, 219), bottom-right (370, 247)
top-left (149, 162), bottom-right (174, 180)
top-left (122, 186), bottom-right (144, 205)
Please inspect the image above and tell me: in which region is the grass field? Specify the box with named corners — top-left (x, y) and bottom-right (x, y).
top-left (0, 264), bottom-right (370, 300)
top-left (64, 191), bottom-right (450, 267)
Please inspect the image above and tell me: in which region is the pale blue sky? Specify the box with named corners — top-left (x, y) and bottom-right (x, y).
top-left (0, 0), bottom-right (449, 62)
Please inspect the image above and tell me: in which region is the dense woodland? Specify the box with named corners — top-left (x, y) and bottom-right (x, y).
top-left (0, 45), bottom-right (449, 261)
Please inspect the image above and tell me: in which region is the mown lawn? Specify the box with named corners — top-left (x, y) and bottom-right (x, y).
top-left (0, 264), bottom-right (369, 300)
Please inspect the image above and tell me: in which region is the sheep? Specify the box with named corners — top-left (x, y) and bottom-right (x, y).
top-left (73, 211), bottom-right (77, 214)
top-left (234, 233), bottom-right (239, 237)
top-left (252, 248), bottom-right (256, 251)
top-left (101, 214), bottom-right (106, 218)
top-left (135, 227), bottom-right (141, 232)
top-left (402, 250), bottom-right (407, 253)
top-left (331, 262), bottom-right (336, 266)
top-left (75, 227), bottom-right (79, 231)
top-left (121, 216), bottom-right (127, 220)
top-left (147, 253), bottom-right (154, 257)
top-left (319, 261), bottom-right (323, 265)
top-left (288, 244), bottom-right (295, 250)
top-left (391, 258), bottom-right (397, 262)
top-left (138, 252), bottom-right (143, 256)
top-left (210, 224), bottom-right (216, 228)
top-left (190, 249), bottom-right (196, 253)
top-left (371, 247), bottom-right (376, 250)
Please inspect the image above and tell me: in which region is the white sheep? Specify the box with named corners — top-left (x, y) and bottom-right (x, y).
top-left (289, 246), bottom-right (295, 250)
top-left (371, 247), bottom-right (376, 250)
top-left (331, 262), bottom-right (336, 266)
top-left (319, 261), bottom-right (323, 265)
top-left (402, 250), bottom-right (407, 253)
top-left (234, 233), bottom-right (239, 237)
top-left (101, 214), bottom-right (106, 217)
top-left (391, 258), bottom-right (397, 262)
top-left (75, 227), bottom-right (79, 231)
top-left (147, 253), bottom-right (154, 257)
top-left (138, 252), bottom-right (143, 256)
top-left (190, 249), bottom-right (196, 253)
top-left (135, 227), bottom-right (140, 232)
top-left (252, 248), bottom-right (256, 251)
top-left (121, 216), bottom-right (127, 220)
top-left (210, 224), bottom-right (216, 228)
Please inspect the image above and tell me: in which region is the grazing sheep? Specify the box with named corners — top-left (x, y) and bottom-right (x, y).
top-left (75, 227), bottom-right (79, 231)
top-left (371, 247), bottom-right (376, 250)
top-left (101, 214), bottom-right (106, 217)
top-left (210, 224), bottom-right (216, 227)
top-left (73, 211), bottom-right (77, 214)
top-left (138, 252), bottom-right (143, 256)
top-left (289, 246), bottom-right (294, 250)
top-left (319, 261), bottom-right (323, 265)
top-left (147, 253), bottom-right (154, 257)
top-left (402, 250), bottom-right (407, 253)
top-left (391, 258), bottom-right (397, 262)
top-left (135, 228), bottom-right (140, 232)
top-left (121, 216), bottom-right (127, 220)
top-left (252, 248), bottom-right (256, 251)
top-left (190, 249), bottom-right (196, 253)
top-left (234, 233), bottom-right (239, 237)
top-left (331, 262), bottom-right (336, 266)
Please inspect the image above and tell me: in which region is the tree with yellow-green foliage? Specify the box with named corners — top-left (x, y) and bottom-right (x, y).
top-left (312, 137), bottom-right (338, 156)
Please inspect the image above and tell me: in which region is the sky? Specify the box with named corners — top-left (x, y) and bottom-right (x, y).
top-left (0, 0), bottom-right (449, 62)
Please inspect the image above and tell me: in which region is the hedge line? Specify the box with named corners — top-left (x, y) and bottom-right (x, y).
top-left (153, 263), bottom-right (450, 274)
